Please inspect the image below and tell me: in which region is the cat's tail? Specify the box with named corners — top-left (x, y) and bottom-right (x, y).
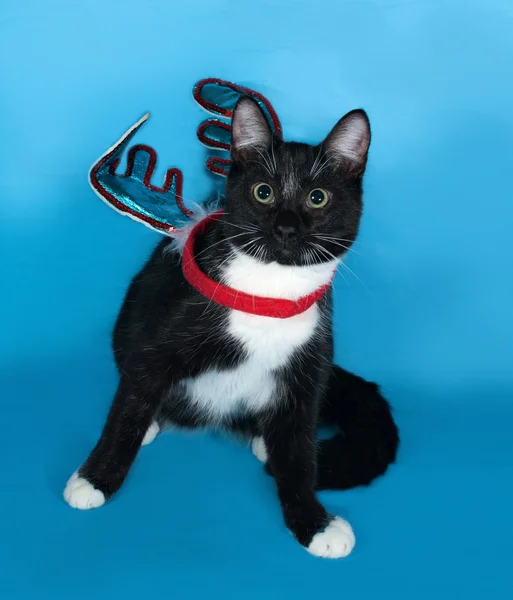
top-left (316, 365), bottom-right (399, 490)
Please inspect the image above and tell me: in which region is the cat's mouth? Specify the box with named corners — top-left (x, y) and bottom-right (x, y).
top-left (276, 239), bottom-right (295, 254)
top-left (236, 235), bottom-right (338, 267)
top-left (266, 239), bottom-right (308, 265)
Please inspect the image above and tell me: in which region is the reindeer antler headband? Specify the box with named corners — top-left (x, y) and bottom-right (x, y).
top-left (89, 78), bottom-right (282, 235)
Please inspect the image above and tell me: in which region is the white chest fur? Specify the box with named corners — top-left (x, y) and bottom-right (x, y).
top-left (182, 250), bottom-right (338, 420)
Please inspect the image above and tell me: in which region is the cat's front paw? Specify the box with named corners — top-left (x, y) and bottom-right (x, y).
top-left (306, 517), bottom-right (355, 559)
top-left (63, 472), bottom-right (105, 510)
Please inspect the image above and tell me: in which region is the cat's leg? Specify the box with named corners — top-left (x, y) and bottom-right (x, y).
top-left (64, 372), bottom-right (166, 510)
top-left (261, 376), bottom-right (355, 559)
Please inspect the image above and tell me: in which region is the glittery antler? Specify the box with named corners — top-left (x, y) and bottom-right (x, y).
top-left (89, 113), bottom-right (191, 235)
top-left (89, 80), bottom-right (281, 233)
top-left (194, 78), bottom-right (282, 177)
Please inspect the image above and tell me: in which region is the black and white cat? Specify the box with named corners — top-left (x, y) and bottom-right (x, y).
top-left (64, 97), bottom-right (399, 559)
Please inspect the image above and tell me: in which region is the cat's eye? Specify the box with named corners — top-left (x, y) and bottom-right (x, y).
top-left (253, 183), bottom-right (275, 204)
top-left (307, 188), bottom-right (329, 209)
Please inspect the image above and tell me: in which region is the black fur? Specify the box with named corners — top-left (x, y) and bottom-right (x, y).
top-left (73, 97), bottom-right (399, 552)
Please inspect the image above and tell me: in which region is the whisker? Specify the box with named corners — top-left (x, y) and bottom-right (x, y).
top-left (270, 140), bottom-right (277, 173)
top-left (254, 148), bottom-right (275, 176)
top-left (210, 216), bottom-right (261, 234)
top-left (312, 234), bottom-right (356, 243)
top-left (339, 261), bottom-right (375, 298)
top-left (310, 146), bottom-right (323, 178)
top-left (255, 243), bottom-right (267, 262)
top-left (313, 233), bottom-right (362, 247)
top-left (312, 235), bottom-right (361, 257)
top-left (192, 231), bottom-right (251, 261)
top-left (238, 237), bottom-right (264, 253)
top-left (304, 246), bottom-right (317, 267)
top-left (308, 243), bottom-right (351, 287)
top-left (311, 155), bottom-right (332, 179)
top-left (310, 241), bottom-right (374, 298)
top-left (309, 241), bottom-right (341, 263)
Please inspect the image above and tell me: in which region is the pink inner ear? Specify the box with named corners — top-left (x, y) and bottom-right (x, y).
top-left (232, 99), bottom-right (272, 151)
top-left (325, 113), bottom-right (370, 167)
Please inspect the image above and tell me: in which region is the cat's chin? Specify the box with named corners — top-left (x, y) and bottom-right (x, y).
top-left (258, 245), bottom-right (308, 267)
top-left (269, 250), bottom-right (331, 268)
top-left (266, 255), bottom-right (304, 267)
top-left (273, 253), bottom-right (300, 267)
top-left (250, 251), bottom-right (330, 268)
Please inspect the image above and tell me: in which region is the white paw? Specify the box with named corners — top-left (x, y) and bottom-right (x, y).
top-left (141, 421), bottom-right (160, 446)
top-left (307, 517), bottom-right (356, 559)
top-left (63, 472), bottom-right (105, 510)
top-left (251, 436), bottom-right (268, 463)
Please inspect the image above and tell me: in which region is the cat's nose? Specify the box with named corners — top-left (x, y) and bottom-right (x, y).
top-left (274, 212), bottom-right (299, 244)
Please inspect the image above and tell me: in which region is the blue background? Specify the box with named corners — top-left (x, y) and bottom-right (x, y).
top-left (1, 0), bottom-right (512, 597)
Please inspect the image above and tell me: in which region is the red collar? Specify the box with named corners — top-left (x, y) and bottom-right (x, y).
top-left (181, 211), bottom-right (332, 319)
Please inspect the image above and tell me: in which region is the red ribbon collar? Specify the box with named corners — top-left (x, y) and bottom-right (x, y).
top-left (181, 211), bottom-right (332, 319)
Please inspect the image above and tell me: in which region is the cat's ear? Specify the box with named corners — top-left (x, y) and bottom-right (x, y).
top-left (231, 97), bottom-right (273, 163)
top-left (322, 109), bottom-right (371, 176)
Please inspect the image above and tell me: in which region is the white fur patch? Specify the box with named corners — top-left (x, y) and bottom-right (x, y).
top-left (164, 200), bottom-right (221, 256)
top-left (63, 472), bottom-right (105, 510)
top-left (184, 360), bottom-right (278, 418)
top-left (307, 517), bottom-right (356, 559)
top-left (182, 250), bottom-right (337, 420)
top-left (141, 421), bottom-right (160, 446)
top-left (281, 165), bottom-right (299, 199)
top-left (251, 437), bottom-right (268, 462)
top-left (223, 249), bottom-right (338, 300)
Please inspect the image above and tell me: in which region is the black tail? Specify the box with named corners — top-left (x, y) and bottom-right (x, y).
top-left (316, 366), bottom-right (399, 490)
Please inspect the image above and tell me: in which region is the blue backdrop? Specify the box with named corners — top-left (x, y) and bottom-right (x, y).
top-left (1, 0), bottom-right (512, 598)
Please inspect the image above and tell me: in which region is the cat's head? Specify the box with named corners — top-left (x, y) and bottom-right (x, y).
top-left (224, 97), bottom-right (371, 266)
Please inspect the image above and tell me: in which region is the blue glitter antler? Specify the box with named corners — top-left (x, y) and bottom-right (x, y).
top-left (193, 78), bottom-right (282, 177)
top-left (89, 80), bottom-right (281, 233)
top-left (89, 113), bottom-right (191, 235)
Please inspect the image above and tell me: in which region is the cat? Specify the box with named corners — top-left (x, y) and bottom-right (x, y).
top-left (64, 97), bottom-right (399, 559)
